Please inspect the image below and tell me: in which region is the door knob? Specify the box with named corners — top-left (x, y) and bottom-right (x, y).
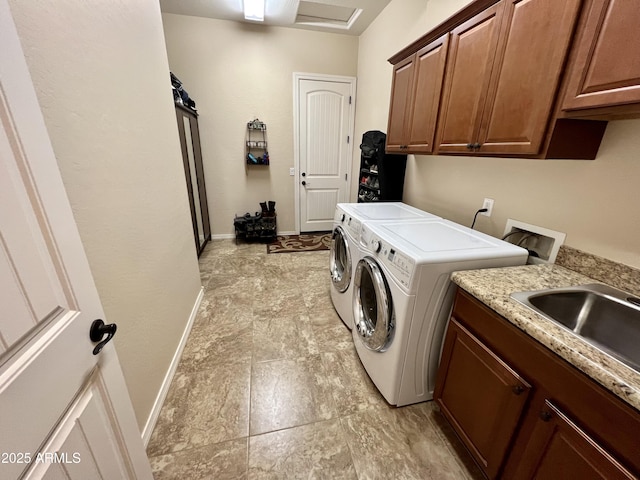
top-left (89, 319), bottom-right (117, 355)
top-left (301, 172), bottom-right (306, 177)
top-left (301, 181), bottom-right (307, 186)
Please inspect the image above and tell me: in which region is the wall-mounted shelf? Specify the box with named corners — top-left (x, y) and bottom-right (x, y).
top-left (245, 119), bottom-right (269, 169)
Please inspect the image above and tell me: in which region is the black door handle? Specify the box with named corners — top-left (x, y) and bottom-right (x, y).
top-left (301, 172), bottom-right (306, 177)
top-left (301, 181), bottom-right (306, 186)
top-left (89, 319), bottom-right (117, 355)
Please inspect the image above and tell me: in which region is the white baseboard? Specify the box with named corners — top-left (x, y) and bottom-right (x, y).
top-left (211, 230), bottom-right (297, 241)
top-left (141, 286), bottom-right (204, 446)
top-left (211, 233), bottom-right (235, 240)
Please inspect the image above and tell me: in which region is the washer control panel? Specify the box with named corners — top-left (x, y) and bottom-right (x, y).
top-left (362, 225), bottom-right (414, 288)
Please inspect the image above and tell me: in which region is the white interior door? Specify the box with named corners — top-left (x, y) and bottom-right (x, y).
top-left (0, 3), bottom-right (152, 479)
top-left (295, 75), bottom-right (355, 232)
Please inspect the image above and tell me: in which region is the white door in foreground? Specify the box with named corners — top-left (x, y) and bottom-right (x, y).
top-left (0, 2), bottom-right (153, 478)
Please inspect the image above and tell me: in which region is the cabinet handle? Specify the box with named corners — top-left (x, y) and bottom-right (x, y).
top-left (473, 143), bottom-right (481, 149)
top-left (466, 143), bottom-right (473, 149)
top-left (540, 410), bottom-right (553, 422)
top-left (512, 385), bottom-right (525, 395)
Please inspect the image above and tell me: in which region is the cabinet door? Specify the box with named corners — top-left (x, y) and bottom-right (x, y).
top-left (386, 55), bottom-right (415, 152)
top-left (562, 0), bottom-right (640, 112)
top-left (405, 34), bottom-right (449, 153)
top-left (514, 400), bottom-right (636, 479)
top-left (435, 2), bottom-right (505, 154)
top-left (434, 318), bottom-right (531, 479)
top-left (477, 0), bottom-right (582, 155)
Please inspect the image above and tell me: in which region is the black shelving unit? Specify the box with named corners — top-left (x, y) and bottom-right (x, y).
top-left (357, 131), bottom-right (407, 202)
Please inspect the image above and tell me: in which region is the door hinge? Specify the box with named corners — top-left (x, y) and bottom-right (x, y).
top-left (345, 173), bottom-right (348, 181)
top-left (347, 135), bottom-right (350, 144)
top-left (349, 96), bottom-right (352, 105)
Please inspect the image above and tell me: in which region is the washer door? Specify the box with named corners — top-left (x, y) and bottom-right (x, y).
top-left (330, 226), bottom-right (351, 293)
top-left (354, 256), bottom-right (394, 351)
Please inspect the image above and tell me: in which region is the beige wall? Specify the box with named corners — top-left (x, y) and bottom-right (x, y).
top-left (9, 0), bottom-right (203, 430)
top-left (356, 0), bottom-right (640, 269)
top-left (162, 14), bottom-right (358, 235)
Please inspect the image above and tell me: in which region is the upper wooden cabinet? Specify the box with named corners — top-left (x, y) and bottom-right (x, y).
top-left (436, 0), bottom-right (582, 156)
top-left (386, 34), bottom-right (449, 154)
top-left (435, 2), bottom-right (505, 154)
top-left (386, 0), bottom-right (613, 159)
top-left (562, 0), bottom-right (640, 115)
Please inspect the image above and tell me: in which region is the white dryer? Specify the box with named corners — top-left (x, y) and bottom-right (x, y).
top-left (339, 202), bottom-right (440, 224)
top-left (352, 218), bottom-right (528, 406)
top-left (329, 203), bottom-right (439, 329)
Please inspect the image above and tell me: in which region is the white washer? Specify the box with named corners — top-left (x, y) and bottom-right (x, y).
top-left (352, 218), bottom-right (528, 406)
top-left (329, 203), bottom-right (439, 329)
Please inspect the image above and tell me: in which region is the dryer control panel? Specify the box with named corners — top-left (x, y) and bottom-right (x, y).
top-left (335, 208), bottom-right (361, 242)
top-left (345, 216), bottom-right (361, 241)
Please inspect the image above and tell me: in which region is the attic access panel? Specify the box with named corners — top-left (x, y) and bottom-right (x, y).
top-left (296, 1), bottom-right (360, 27)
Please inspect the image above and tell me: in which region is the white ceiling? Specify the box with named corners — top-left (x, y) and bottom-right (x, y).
top-left (159, 0), bottom-right (391, 36)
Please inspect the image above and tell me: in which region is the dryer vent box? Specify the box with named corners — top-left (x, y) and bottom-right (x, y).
top-left (503, 220), bottom-right (566, 265)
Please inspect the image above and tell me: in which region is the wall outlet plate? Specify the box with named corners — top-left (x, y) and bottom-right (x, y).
top-left (503, 219), bottom-right (566, 264)
top-left (481, 198), bottom-right (494, 216)
top-left (289, 167), bottom-right (295, 176)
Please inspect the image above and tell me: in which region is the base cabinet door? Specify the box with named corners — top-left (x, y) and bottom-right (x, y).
top-left (513, 400), bottom-right (636, 480)
top-left (434, 318), bottom-right (531, 479)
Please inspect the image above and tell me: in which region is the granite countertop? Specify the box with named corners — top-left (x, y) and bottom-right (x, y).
top-left (451, 264), bottom-right (640, 413)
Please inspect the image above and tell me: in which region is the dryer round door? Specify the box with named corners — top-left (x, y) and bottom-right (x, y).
top-left (330, 226), bottom-right (351, 293)
top-left (353, 256), bottom-right (394, 351)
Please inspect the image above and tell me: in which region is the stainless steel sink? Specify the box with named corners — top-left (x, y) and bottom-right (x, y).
top-left (511, 284), bottom-right (640, 373)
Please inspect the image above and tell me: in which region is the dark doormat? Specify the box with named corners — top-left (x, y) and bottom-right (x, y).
top-left (267, 232), bottom-right (332, 254)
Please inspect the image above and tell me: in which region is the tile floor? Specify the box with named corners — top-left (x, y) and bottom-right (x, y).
top-left (147, 239), bottom-right (484, 479)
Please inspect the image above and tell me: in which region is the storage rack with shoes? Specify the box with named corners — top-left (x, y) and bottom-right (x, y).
top-left (358, 130), bottom-right (407, 202)
top-left (233, 200), bottom-right (277, 243)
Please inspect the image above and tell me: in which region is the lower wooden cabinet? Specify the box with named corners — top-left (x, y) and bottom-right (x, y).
top-left (513, 400), bottom-right (636, 479)
top-left (434, 289), bottom-right (640, 479)
top-left (435, 319), bottom-right (531, 479)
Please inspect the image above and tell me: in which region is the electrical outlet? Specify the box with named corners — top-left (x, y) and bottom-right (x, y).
top-left (481, 198), bottom-right (494, 217)
top-left (289, 168), bottom-right (295, 176)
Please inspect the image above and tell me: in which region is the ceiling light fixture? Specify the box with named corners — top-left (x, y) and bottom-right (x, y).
top-left (244, 0), bottom-right (265, 22)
